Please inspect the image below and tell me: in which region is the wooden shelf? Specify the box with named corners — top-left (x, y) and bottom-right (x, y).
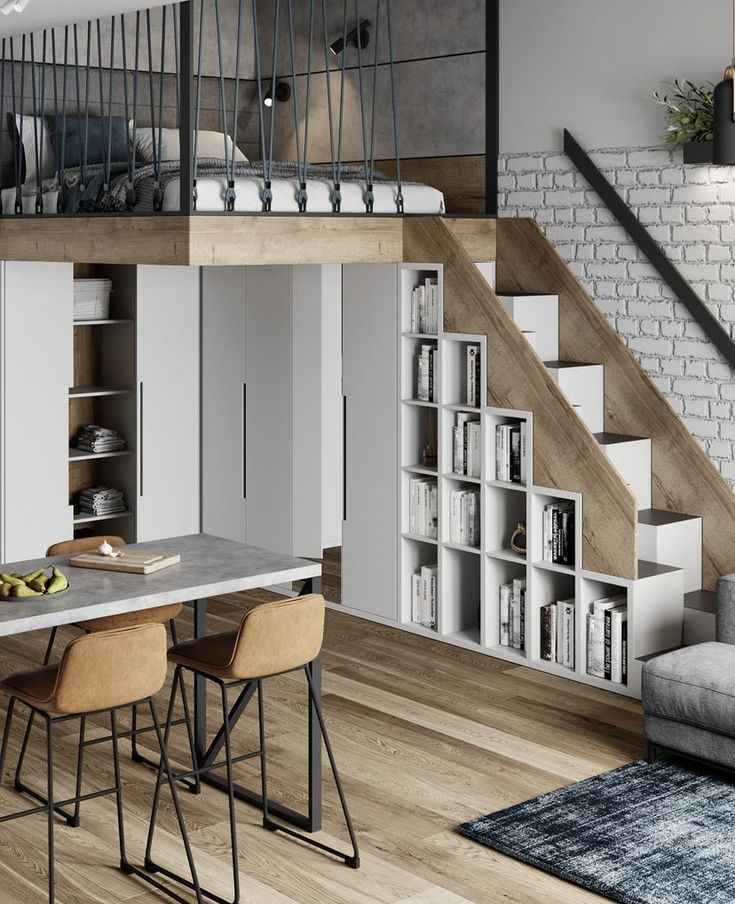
top-left (402, 332), bottom-right (438, 340)
top-left (73, 510), bottom-right (134, 525)
top-left (443, 403), bottom-right (481, 414)
top-left (486, 478), bottom-right (526, 492)
top-left (69, 386), bottom-right (132, 399)
top-left (533, 559), bottom-right (575, 576)
top-left (73, 319), bottom-right (134, 326)
top-left (402, 464), bottom-right (438, 476)
top-left (69, 448), bottom-right (131, 462)
top-left (443, 472), bottom-right (480, 484)
top-left (444, 541), bottom-right (481, 555)
top-left (402, 399), bottom-right (437, 409)
top-left (488, 548), bottom-right (527, 565)
top-left (402, 532), bottom-right (438, 547)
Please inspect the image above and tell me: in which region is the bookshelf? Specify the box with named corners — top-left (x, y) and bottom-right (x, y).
top-left (360, 261), bottom-right (683, 699)
top-left (69, 266), bottom-right (137, 541)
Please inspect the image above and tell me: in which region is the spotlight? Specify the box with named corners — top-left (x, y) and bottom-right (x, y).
top-left (264, 81), bottom-right (292, 108)
top-left (329, 19), bottom-right (371, 56)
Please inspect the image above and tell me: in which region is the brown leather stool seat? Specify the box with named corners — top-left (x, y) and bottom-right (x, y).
top-left (0, 624), bottom-right (201, 904)
top-left (145, 593), bottom-right (359, 904)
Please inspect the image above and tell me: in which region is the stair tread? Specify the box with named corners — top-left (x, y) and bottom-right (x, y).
top-left (638, 508), bottom-right (702, 527)
top-left (684, 589), bottom-right (716, 613)
top-left (545, 360), bottom-right (602, 370)
top-left (595, 432), bottom-right (651, 445)
top-left (637, 559), bottom-right (683, 578)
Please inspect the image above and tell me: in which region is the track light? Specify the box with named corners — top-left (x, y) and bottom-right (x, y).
top-left (329, 19), bottom-right (371, 56)
top-left (264, 81), bottom-right (291, 107)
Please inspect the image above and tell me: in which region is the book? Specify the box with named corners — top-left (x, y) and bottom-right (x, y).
top-left (410, 278), bottom-right (439, 334)
top-left (453, 412), bottom-right (481, 475)
top-left (499, 583), bottom-right (511, 647)
top-left (540, 602), bottom-right (557, 662)
top-left (466, 345), bottom-right (481, 407)
top-left (416, 344), bottom-right (437, 402)
top-left (586, 595), bottom-right (626, 679)
top-left (610, 606), bottom-right (627, 684)
top-left (557, 599), bottom-right (575, 668)
top-left (412, 564), bottom-right (438, 629)
top-left (542, 501), bottom-right (576, 565)
top-left (409, 478), bottom-right (438, 539)
top-left (512, 577), bottom-right (526, 650)
top-left (449, 488), bottom-right (480, 547)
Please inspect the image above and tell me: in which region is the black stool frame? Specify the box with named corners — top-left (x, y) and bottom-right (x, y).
top-left (145, 660), bottom-right (359, 904)
top-left (0, 693), bottom-right (202, 904)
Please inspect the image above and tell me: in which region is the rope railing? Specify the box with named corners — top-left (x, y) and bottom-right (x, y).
top-left (0, 0), bottom-right (403, 217)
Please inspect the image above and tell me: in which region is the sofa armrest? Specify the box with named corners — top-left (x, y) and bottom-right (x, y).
top-left (717, 574), bottom-right (735, 643)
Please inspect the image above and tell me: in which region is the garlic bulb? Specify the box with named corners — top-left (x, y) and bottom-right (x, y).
top-left (98, 540), bottom-right (113, 557)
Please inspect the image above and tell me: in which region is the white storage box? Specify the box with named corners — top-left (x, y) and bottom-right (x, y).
top-left (73, 279), bottom-right (112, 321)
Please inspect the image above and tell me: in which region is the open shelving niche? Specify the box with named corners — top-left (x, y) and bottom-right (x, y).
top-left (332, 261), bottom-right (685, 701)
top-left (69, 265), bottom-right (137, 541)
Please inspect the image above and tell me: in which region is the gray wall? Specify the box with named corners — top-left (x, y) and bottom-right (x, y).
top-left (499, 0), bottom-right (731, 153)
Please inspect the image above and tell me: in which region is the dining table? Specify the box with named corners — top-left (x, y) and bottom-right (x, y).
top-left (0, 533), bottom-right (324, 832)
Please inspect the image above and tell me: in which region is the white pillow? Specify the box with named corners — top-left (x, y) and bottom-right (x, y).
top-left (14, 115), bottom-right (57, 185)
top-left (131, 124), bottom-right (248, 164)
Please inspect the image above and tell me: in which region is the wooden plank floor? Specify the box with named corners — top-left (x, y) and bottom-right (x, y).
top-left (0, 593), bottom-right (645, 903)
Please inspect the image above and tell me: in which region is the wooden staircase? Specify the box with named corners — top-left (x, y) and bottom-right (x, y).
top-left (407, 216), bottom-right (732, 651)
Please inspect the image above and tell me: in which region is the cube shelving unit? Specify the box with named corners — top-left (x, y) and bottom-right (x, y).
top-left (392, 263), bottom-right (684, 699)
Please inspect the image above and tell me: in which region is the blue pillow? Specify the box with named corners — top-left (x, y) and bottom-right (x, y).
top-left (45, 114), bottom-right (130, 170)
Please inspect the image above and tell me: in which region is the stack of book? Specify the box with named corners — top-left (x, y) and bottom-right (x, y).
top-left (586, 595), bottom-right (628, 684)
top-left (410, 277), bottom-right (439, 335)
top-left (495, 422), bottom-right (527, 484)
top-left (75, 425), bottom-right (127, 454)
top-left (409, 478), bottom-right (438, 539)
top-left (416, 344), bottom-right (438, 403)
top-left (411, 564), bottom-right (438, 629)
top-left (466, 345), bottom-right (482, 407)
top-left (542, 501), bottom-right (575, 566)
top-left (77, 486), bottom-right (127, 517)
top-left (449, 488), bottom-right (480, 547)
top-left (499, 578), bottom-right (526, 650)
top-left (453, 412), bottom-right (481, 477)
top-left (540, 599), bottom-right (576, 668)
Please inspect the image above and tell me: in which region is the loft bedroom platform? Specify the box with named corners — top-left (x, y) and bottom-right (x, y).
top-left (0, 214), bottom-right (496, 265)
top-left (0, 1), bottom-right (482, 265)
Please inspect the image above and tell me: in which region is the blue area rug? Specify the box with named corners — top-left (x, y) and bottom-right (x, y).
top-left (459, 759), bottom-right (735, 904)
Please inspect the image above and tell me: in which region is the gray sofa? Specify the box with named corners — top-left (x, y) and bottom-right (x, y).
top-left (642, 575), bottom-right (735, 768)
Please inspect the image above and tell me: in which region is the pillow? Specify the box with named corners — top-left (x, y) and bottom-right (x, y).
top-left (131, 124), bottom-right (248, 164)
top-left (45, 115), bottom-right (130, 170)
top-left (11, 114), bottom-right (57, 185)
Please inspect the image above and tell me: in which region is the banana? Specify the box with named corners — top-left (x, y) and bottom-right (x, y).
top-left (11, 584), bottom-right (41, 598)
top-left (0, 583), bottom-right (11, 599)
top-left (46, 568), bottom-right (69, 594)
top-left (1, 573), bottom-right (25, 587)
top-left (23, 568), bottom-right (46, 584)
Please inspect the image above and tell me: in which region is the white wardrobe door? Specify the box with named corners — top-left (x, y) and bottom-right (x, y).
top-left (1, 262), bottom-right (74, 561)
top-left (245, 266), bottom-right (295, 554)
top-left (201, 266), bottom-right (247, 543)
top-left (342, 264), bottom-right (399, 620)
top-left (136, 265), bottom-right (200, 542)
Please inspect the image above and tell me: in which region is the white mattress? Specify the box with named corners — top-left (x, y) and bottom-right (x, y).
top-left (1, 175), bottom-right (445, 216)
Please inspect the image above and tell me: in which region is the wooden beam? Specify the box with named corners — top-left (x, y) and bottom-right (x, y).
top-left (405, 216), bottom-right (637, 581)
top-left (444, 217), bottom-right (496, 262)
top-left (0, 216), bottom-right (190, 265)
top-left (188, 216), bottom-right (404, 266)
top-left (374, 155), bottom-right (486, 215)
top-left (496, 217), bottom-right (735, 591)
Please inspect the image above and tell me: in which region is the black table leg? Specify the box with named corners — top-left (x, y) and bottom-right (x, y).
top-left (193, 599), bottom-right (208, 763)
top-left (300, 575), bottom-right (323, 832)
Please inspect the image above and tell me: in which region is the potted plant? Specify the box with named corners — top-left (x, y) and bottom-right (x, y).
top-left (652, 79), bottom-right (715, 163)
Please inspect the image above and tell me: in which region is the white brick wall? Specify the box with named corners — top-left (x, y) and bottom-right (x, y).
top-left (499, 146), bottom-right (735, 486)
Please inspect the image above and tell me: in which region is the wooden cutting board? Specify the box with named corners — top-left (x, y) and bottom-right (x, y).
top-left (68, 550), bottom-right (180, 575)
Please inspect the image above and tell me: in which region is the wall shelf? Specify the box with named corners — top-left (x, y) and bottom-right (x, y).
top-left (73, 319), bottom-right (134, 326)
top-left (69, 449), bottom-right (132, 462)
top-left (69, 386), bottom-right (132, 399)
top-left (73, 510), bottom-right (134, 525)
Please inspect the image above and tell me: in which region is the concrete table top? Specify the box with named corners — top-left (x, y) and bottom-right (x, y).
top-left (0, 534), bottom-right (321, 637)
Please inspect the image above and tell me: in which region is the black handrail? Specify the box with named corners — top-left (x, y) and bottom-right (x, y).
top-left (564, 128), bottom-right (735, 372)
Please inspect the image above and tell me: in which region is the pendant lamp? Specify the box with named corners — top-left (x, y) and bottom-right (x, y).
top-left (714, 0), bottom-right (735, 163)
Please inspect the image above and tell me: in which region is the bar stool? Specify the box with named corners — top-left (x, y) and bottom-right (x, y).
top-left (15, 536), bottom-right (197, 816)
top-left (0, 623), bottom-right (201, 904)
top-left (145, 593), bottom-right (359, 904)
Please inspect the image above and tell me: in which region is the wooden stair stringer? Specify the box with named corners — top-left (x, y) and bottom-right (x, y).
top-left (496, 217), bottom-right (735, 592)
top-left (403, 216), bottom-right (638, 581)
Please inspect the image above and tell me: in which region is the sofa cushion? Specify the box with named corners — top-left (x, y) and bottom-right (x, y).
top-left (642, 642), bottom-right (735, 738)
